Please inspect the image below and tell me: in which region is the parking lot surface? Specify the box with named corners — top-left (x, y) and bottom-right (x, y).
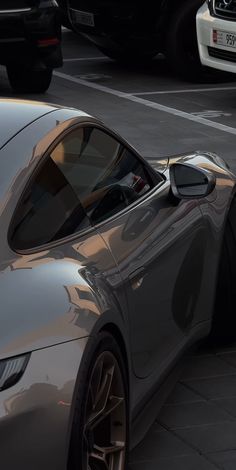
top-left (2, 29), bottom-right (236, 470)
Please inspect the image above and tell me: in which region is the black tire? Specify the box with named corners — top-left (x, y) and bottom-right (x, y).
top-left (68, 331), bottom-right (129, 470)
top-left (210, 197), bottom-right (236, 344)
top-left (165, 0), bottom-right (233, 82)
top-left (62, 20), bottom-right (73, 30)
top-left (62, 14), bottom-right (74, 30)
top-left (7, 65), bottom-right (52, 93)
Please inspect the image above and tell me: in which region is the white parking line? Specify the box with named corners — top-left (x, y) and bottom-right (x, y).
top-left (64, 57), bottom-right (106, 62)
top-left (134, 86), bottom-right (236, 95)
top-left (54, 71), bottom-right (236, 136)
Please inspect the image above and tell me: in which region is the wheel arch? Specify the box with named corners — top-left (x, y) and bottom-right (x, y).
top-left (157, 0), bottom-right (204, 38)
top-left (209, 186), bottom-right (236, 340)
top-left (162, 0), bottom-right (205, 77)
top-left (219, 186), bottom-right (236, 251)
top-left (160, 0), bottom-right (204, 20)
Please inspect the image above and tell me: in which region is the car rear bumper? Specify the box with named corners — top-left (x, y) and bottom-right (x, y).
top-left (0, 7), bottom-right (62, 68)
top-left (197, 2), bottom-right (236, 73)
top-left (0, 338), bottom-right (87, 470)
top-left (68, 1), bottom-right (158, 39)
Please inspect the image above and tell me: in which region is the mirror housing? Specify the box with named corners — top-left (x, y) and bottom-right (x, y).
top-left (170, 163), bottom-right (216, 199)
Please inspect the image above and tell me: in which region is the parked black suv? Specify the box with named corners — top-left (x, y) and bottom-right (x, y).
top-left (67, 0), bottom-right (207, 79)
top-left (1, 0), bottom-right (62, 93)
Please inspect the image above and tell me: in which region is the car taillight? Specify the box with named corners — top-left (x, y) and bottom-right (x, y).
top-left (37, 38), bottom-right (60, 47)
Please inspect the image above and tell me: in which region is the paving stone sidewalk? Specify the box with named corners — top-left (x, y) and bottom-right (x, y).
top-left (130, 342), bottom-right (236, 470)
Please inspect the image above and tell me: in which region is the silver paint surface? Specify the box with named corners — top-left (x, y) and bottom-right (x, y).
top-left (0, 100), bottom-right (235, 469)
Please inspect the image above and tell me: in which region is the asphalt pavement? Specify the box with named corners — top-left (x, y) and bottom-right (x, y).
top-left (1, 28), bottom-right (236, 470)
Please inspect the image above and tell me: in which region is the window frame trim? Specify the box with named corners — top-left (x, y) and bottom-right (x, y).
top-left (8, 121), bottom-right (166, 255)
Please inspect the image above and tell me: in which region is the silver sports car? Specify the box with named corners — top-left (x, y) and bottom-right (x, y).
top-left (0, 99), bottom-right (235, 470)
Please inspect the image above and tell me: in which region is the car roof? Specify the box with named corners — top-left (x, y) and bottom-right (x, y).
top-left (0, 101), bottom-right (97, 203)
top-left (0, 99), bottom-right (64, 149)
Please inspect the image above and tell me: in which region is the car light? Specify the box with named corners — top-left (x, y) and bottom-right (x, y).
top-left (0, 354), bottom-right (30, 392)
top-left (37, 37), bottom-right (60, 47)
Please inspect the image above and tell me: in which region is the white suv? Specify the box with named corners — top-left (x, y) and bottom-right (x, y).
top-left (197, 0), bottom-right (236, 73)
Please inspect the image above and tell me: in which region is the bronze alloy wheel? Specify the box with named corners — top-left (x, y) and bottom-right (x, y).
top-left (83, 351), bottom-right (126, 470)
top-left (68, 333), bottom-right (128, 470)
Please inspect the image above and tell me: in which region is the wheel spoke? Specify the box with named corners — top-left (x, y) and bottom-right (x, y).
top-left (94, 364), bottom-right (115, 409)
top-left (90, 451), bottom-right (109, 470)
top-left (90, 356), bottom-right (104, 409)
top-left (94, 442), bottom-right (125, 456)
top-left (83, 350), bottom-right (126, 470)
top-left (91, 396), bottom-right (124, 430)
top-left (90, 442), bottom-right (125, 470)
top-left (86, 364), bottom-right (115, 428)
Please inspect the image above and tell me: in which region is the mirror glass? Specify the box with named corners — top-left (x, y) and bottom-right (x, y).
top-left (173, 165), bottom-right (209, 197)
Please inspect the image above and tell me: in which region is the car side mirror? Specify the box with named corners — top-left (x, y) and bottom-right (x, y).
top-left (169, 163), bottom-right (216, 199)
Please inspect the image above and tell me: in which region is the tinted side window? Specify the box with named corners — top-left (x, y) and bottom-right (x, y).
top-left (11, 157), bottom-right (89, 250)
top-left (50, 127), bottom-right (155, 224)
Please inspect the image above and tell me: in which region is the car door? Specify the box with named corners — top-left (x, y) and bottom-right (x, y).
top-left (97, 178), bottom-right (206, 379)
top-left (48, 124), bottom-right (207, 379)
top-left (8, 137), bottom-right (124, 347)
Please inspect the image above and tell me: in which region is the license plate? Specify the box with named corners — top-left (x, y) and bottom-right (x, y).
top-left (213, 29), bottom-right (236, 48)
top-left (70, 9), bottom-right (95, 27)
